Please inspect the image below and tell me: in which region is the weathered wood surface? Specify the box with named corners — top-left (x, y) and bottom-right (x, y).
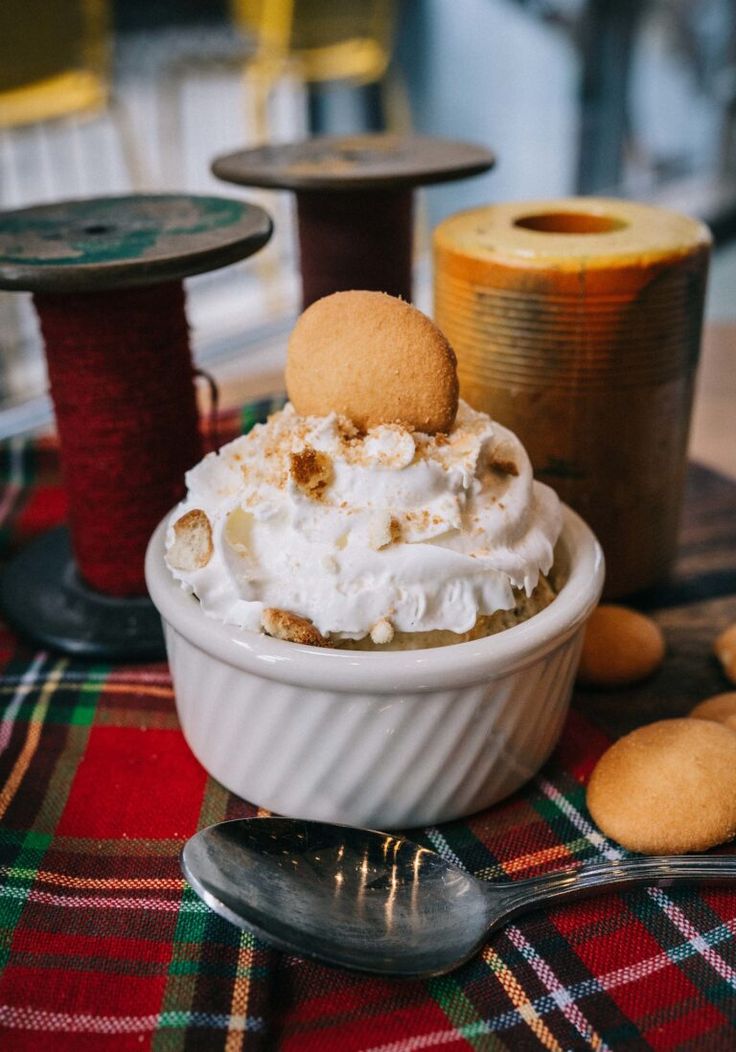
top-left (575, 462), bottom-right (736, 736)
top-left (212, 134), bottom-right (495, 192)
top-left (0, 194), bottom-right (272, 291)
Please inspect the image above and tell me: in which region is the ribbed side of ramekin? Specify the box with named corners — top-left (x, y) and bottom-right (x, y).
top-left (147, 504), bottom-right (604, 828)
top-left (163, 620), bottom-right (584, 829)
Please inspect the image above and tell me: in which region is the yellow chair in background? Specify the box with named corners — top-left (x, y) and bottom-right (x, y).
top-left (0, 0), bottom-right (121, 417)
top-left (0, 0), bottom-right (110, 128)
top-left (231, 0), bottom-right (402, 137)
top-left (233, 0), bottom-right (394, 85)
top-left (226, 0), bottom-right (406, 315)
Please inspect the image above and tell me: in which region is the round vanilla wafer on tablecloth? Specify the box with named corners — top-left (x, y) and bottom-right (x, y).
top-left (586, 718), bottom-right (736, 854)
top-left (688, 692), bottom-right (736, 730)
top-left (577, 604), bottom-right (665, 688)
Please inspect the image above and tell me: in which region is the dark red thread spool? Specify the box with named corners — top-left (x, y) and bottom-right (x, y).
top-left (0, 194), bottom-right (272, 657)
top-left (35, 281), bottom-right (201, 595)
top-left (296, 188), bottom-right (413, 305)
top-left (212, 134), bottom-right (495, 308)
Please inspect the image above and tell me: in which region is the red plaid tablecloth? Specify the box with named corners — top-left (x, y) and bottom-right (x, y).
top-left (1, 398), bottom-right (736, 1051)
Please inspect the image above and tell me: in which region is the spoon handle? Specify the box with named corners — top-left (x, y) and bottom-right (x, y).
top-left (489, 854), bottom-right (736, 931)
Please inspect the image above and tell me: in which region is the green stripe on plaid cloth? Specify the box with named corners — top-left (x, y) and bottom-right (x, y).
top-left (1, 401), bottom-right (736, 1051)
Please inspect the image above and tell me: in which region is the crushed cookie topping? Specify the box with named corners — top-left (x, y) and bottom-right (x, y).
top-left (370, 618), bottom-right (395, 645)
top-left (336, 418), bottom-right (360, 441)
top-left (372, 513), bottom-right (402, 551)
top-left (261, 607), bottom-right (332, 647)
top-left (290, 445), bottom-right (333, 499)
top-left (167, 508), bottom-right (213, 572)
top-left (168, 396), bottom-right (563, 645)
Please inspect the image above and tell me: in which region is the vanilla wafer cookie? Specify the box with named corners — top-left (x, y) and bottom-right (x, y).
top-left (577, 604), bottom-right (665, 688)
top-left (715, 624), bottom-right (736, 685)
top-left (587, 718), bottom-right (736, 854)
top-left (285, 290), bottom-right (459, 433)
top-left (688, 692), bottom-right (736, 730)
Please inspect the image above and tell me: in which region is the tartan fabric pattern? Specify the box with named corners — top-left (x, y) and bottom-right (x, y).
top-left (1, 400), bottom-right (736, 1050)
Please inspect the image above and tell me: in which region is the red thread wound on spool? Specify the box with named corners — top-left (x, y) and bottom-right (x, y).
top-left (34, 282), bottom-right (202, 597)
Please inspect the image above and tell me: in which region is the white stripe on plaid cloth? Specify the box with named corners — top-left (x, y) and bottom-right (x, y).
top-left (0, 669), bottom-right (172, 687)
top-left (0, 1005), bottom-right (266, 1034)
top-left (1, 867), bottom-right (184, 890)
top-left (426, 785), bottom-right (615, 1049)
top-left (485, 915), bottom-right (736, 1033)
top-left (0, 887), bottom-right (208, 911)
top-left (362, 1024), bottom-right (500, 1052)
top-left (423, 827), bottom-right (466, 869)
top-left (0, 652), bottom-right (47, 757)
top-left (647, 885), bottom-right (736, 989)
top-left (506, 925), bottom-right (611, 1052)
top-left (537, 776), bottom-right (623, 862)
top-left (468, 777), bottom-right (736, 1035)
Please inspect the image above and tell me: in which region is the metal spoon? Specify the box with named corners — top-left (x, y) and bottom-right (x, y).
top-left (181, 817), bottom-right (736, 978)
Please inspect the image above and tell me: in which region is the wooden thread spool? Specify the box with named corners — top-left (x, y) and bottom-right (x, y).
top-left (434, 198), bottom-right (712, 598)
top-left (212, 134), bottom-right (494, 307)
top-left (0, 194), bottom-right (272, 658)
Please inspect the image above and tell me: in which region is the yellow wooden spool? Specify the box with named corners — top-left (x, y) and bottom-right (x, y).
top-left (434, 198), bottom-right (711, 597)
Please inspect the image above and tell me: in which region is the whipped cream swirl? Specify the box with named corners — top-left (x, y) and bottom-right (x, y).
top-left (166, 400), bottom-right (562, 640)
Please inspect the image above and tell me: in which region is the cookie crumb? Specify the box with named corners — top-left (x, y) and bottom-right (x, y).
top-left (290, 446), bottom-right (333, 499)
top-left (371, 513), bottom-right (403, 550)
top-left (370, 619), bottom-right (394, 645)
top-left (166, 509), bottom-right (213, 571)
top-left (261, 607), bottom-right (332, 647)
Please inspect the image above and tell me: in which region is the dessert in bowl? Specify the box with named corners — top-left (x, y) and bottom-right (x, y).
top-left (145, 291), bottom-right (604, 828)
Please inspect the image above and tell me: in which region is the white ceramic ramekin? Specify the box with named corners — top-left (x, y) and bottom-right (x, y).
top-left (145, 506), bottom-right (604, 829)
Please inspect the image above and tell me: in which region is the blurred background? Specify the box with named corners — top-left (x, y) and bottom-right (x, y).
top-left (1, 0), bottom-right (735, 448)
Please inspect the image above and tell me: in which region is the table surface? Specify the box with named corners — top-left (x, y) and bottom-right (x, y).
top-left (0, 395), bottom-right (735, 1051)
top-left (688, 322), bottom-right (736, 482)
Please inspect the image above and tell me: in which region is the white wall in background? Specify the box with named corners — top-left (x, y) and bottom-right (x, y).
top-left (397, 0), bottom-right (578, 225)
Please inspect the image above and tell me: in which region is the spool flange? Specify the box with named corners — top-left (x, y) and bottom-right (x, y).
top-left (212, 134), bottom-right (494, 307)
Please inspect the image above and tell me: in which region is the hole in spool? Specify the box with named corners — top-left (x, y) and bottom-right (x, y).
top-left (81, 223), bottom-right (113, 235)
top-left (513, 212), bottom-right (627, 234)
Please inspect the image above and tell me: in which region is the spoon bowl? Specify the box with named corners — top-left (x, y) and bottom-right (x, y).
top-left (182, 817), bottom-right (736, 978)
